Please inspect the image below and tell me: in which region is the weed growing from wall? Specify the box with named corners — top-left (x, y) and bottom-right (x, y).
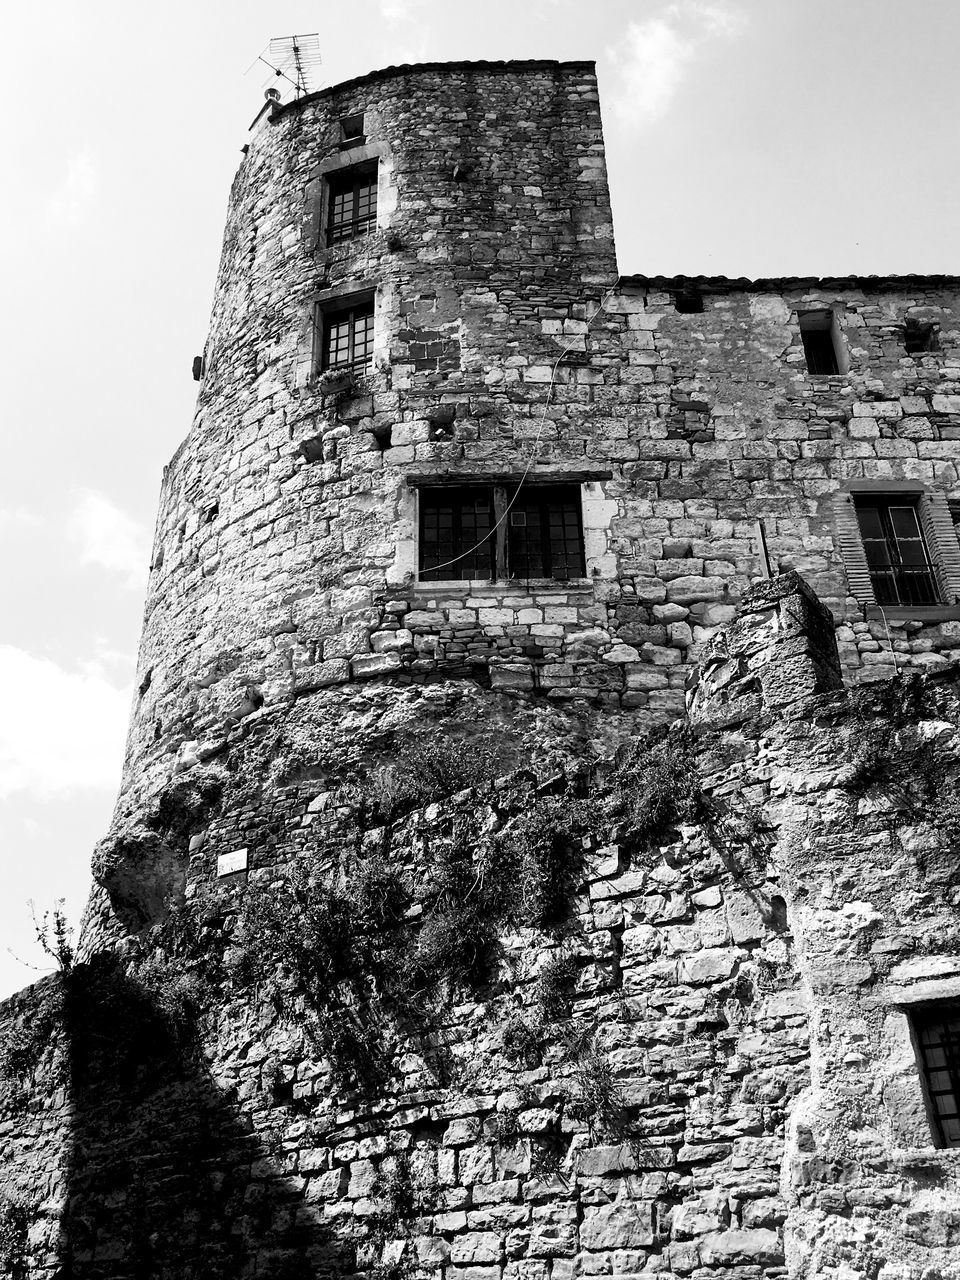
top-left (0, 1199), bottom-right (28, 1279)
top-left (373, 1148), bottom-right (443, 1236)
top-left (613, 725), bottom-right (704, 852)
top-left (367, 735), bottom-right (502, 823)
top-left (230, 855), bottom-right (409, 1092)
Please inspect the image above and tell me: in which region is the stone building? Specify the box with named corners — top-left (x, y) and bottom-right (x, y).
top-left (3, 58), bottom-right (960, 1280)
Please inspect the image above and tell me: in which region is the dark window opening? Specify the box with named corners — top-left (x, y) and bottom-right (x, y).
top-left (911, 1006), bottom-right (960, 1147)
top-left (905, 319), bottom-right (939, 355)
top-left (854, 498), bottom-right (940, 607)
top-left (327, 162), bottom-right (377, 244)
top-left (419, 484), bottom-right (585, 583)
top-left (205, 501), bottom-right (219, 524)
top-left (799, 309), bottom-right (840, 375)
top-left (339, 113), bottom-right (366, 149)
top-left (320, 298), bottom-right (375, 372)
top-left (674, 290), bottom-right (704, 314)
top-left (508, 488), bottom-right (586, 581)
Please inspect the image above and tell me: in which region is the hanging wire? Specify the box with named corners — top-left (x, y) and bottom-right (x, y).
top-left (421, 276), bottom-right (624, 578)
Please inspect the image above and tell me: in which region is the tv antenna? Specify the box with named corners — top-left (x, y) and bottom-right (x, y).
top-left (246, 34), bottom-right (322, 102)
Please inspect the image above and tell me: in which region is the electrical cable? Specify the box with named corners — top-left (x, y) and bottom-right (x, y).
top-left (420, 275), bottom-right (623, 579)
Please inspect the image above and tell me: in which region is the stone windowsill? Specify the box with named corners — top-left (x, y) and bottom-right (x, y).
top-left (413, 577), bottom-right (593, 598)
top-left (866, 605), bottom-right (960, 623)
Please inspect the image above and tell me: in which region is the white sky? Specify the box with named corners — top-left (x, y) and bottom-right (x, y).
top-left (1, 0), bottom-right (958, 998)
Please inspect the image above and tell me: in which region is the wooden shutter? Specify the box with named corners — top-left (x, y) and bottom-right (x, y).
top-left (833, 491), bottom-right (876, 606)
top-left (920, 491), bottom-right (960, 605)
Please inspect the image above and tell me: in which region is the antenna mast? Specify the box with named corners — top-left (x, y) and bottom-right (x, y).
top-left (246, 33), bottom-right (322, 102)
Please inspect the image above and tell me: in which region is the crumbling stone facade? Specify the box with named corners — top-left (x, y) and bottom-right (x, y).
top-left (4, 57), bottom-right (960, 1280)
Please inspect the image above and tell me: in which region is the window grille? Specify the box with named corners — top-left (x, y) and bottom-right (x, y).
top-left (853, 499), bottom-right (940, 607)
top-left (911, 1007), bottom-right (960, 1147)
top-left (506, 487), bottom-right (586, 581)
top-left (327, 163), bottom-right (378, 245)
top-left (418, 484), bottom-right (585, 583)
top-left (419, 488), bottom-right (495, 581)
top-left (321, 299), bottom-right (374, 372)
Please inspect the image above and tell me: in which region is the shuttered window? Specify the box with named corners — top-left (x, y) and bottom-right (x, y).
top-left (835, 488), bottom-right (960, 609)
top-left (854, 501), bottom-right (938, 606)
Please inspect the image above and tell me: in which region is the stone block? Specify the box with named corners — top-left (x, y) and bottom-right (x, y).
top-left (601, 643), bottom-right (640, 663)
top-left (351, 652), bottom-right (402, 678)
top-left (443, 1117), bottom-right (481, 1146)
top-left (370, 628), bottom-right (413, 652)
top-left (698, 1229), bottom-right (782, 1265)
top-left (580, 1202), bottom-right (654, 1250)
top-left (405, 610), bottom-right (447, 628)
top-left (450, 1233), bottom-right (502, 1264)
top-left (677, 948), bottom-right (737, 984)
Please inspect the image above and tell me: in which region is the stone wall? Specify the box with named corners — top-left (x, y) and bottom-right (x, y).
top-left (6, 576), bottom-right (960, 1278)
top-left (123, 58), bottom-right (960, 814)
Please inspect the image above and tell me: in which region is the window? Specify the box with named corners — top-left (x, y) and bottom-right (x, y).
top-left (910, 1006), bottom-right (960, 1147)
top-left (674, 289), bottom-right (704, 314)
top-left (327, 162), bottom-right (378, 245)
top-left (904, 319), bottom-right (939, 355)
top-left (339, 112), bottom-right (366, 149)
top-left (853, 498), bottom-right (939, 606)
top-left (799, 309), bottom-right (841, 375)
top-left (320, 297), bottom-right (374, 372)
top-left (419, 484), bottom-right (586, 583)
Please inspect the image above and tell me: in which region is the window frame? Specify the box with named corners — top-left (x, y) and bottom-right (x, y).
top-left (853, 498), bottom-right (940, 608)
top-left (326, 160), bottom-right (379, 246)
top-left (834, 484), bottom-right (960, 616)
top-left (908, 1003), bottom-right (960, 1148)
top-left (417, 483), bottom-right (587, 585)
top-left (798, 308), bottom-right (846, 376)
top-left (317, 294), bottom-right (375, 374)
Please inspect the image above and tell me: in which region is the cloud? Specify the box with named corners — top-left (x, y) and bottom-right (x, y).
top-left (68, 489), bottom-right (149, 589)
top-left (46, 147), bottom-right (98, 228)
top-left (0, 645), bottom-right (130, 799)
top-left (380, 0), bottom-right (413, 23)
top-left (608, 2), bottom-right (745, 126)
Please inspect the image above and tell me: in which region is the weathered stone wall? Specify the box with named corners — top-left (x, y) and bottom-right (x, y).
top-left (124, 58), bottom-right (960, 818)
top-left (6, 577), bottom-right (960, 1279)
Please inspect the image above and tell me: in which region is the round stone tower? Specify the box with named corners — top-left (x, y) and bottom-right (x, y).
top-left (124, 59), bottom-right (621, 805)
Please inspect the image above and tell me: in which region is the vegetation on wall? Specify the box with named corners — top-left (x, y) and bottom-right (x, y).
top-left (0, 1199), bottom-right (28, 1279)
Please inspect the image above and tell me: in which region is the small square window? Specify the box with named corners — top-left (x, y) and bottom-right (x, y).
top-left (910, 1006), bottom-right (960, 1147)
top-left (674, 290), bottom-right (704, 314)
top-left (799, 309), bottom-right (840, 375)
top-left (339, 113), bottom-right (366, 149)
top-left (904, 319), bottom-right (939, 355)
top-left (854, 497), bottom-right (940, 607)
top-left (319, 297), bottom-right (375, 373)
top-left (327, 161), bottom-right (378, 245)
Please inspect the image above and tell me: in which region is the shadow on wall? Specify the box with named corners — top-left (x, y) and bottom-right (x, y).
top-left (54, 954), bottom-right (345, 1280)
